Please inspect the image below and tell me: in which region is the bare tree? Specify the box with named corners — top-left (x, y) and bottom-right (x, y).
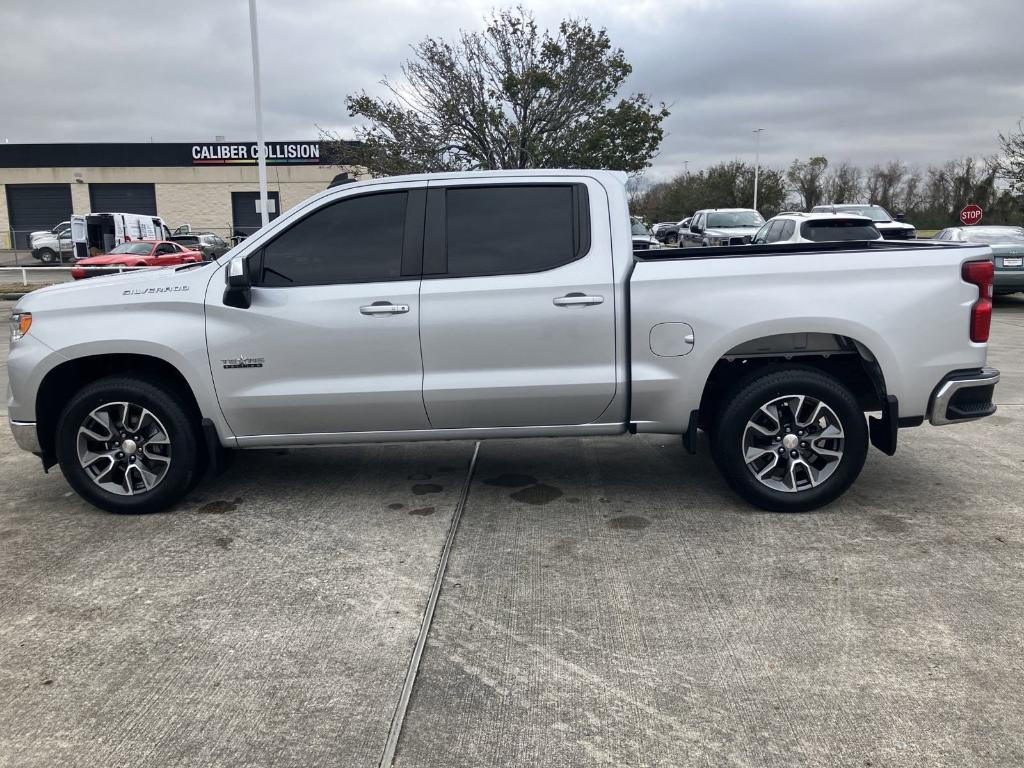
top-left (323, 7), bottom-right (669, 176)
top-left (865, 161), bottom-right (906, 210)
top-left (823, 161), bottom-right (862, 204)
top-left (996, 118), bottom-right (1024, 192)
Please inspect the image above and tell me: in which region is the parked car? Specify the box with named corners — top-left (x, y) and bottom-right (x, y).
top-left (751, 213), bottom-right (882, 244)
top-left (810, 204), bottom-right (916, 240)
top-left (680, 208), bottom-right (765, 247)
top-left (7, 170), bottom-right (999, 516)
top-left (655, 218), bottom-right (691, 246)
top-left (631, 220), bottom-right (661, 250)
top-left (651, 222), bottom-right (677, 235)
top-left (170, 232), bottom-right (230, 260)
top-left (28, 221), bottom-right (73, 264)
top-left (70, 240), bottom-right (203, 279)
top-left (933, 226), bottom-right (1024, 294)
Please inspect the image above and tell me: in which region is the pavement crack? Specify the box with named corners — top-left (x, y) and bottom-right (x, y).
top-left (377, 440), bottom-right (480, 768)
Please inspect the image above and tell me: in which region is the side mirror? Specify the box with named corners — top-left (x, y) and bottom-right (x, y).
top-left (223, 257), bottom-right (252, 309)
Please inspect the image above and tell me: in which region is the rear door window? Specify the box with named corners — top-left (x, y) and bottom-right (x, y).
top-left (765, 220), bottom-right (787, 242)
top-left (432, 184), bottom-right (588, 277)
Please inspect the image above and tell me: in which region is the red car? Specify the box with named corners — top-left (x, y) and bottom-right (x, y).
top-left (71, 240), bottom-right (204, 280)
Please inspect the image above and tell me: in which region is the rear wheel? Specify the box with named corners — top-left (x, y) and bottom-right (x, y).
top-left (666, 233), bottom-right (679, 246)
top-left (711, 367), bottom-right (868, 512)
top-left (56, 376), bottom-right (200, 514)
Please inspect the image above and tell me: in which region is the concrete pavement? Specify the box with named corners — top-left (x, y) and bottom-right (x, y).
top-left (0, 296), bottom-right (1022, 767)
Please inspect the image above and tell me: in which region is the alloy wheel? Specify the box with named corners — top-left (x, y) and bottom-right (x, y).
top-left (76, 401), bottom-right (172, 495)
top-left (741, 393), bottom-right (845, 493)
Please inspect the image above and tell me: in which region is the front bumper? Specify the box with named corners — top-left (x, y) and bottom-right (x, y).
top-left (9, 419), bottom-right (41, 453)
top-left (928, 368), bottom-right (1000, 426)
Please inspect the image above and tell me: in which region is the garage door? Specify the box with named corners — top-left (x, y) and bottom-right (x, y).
top-left (89, 183), bottom-right (157, 216)
top-left (6, 184), bottom-right (73, 249)
top-left (231, 191), bottom-right (280, 239)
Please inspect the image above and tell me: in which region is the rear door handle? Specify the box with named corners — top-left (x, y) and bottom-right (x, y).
top-left (553, 293), bottom-right (604, 307)
top-left (360, 301), bottom-right (410, 316)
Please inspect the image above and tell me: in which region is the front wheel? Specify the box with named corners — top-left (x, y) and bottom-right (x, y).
top-left (711, 367), bottom-right (868, 512)
top-left (38, 248), bottom-right (58, 264)
top-left (666, 233), bottom-right (679, 246)
top-left (56, 376), bottom-right (200, 514)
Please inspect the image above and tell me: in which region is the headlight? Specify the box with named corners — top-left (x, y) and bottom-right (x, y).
top-left (10, 312), bottom-right (31, 343)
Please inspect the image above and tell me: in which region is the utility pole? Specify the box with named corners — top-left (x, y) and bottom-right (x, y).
top-left (248, 0), bottom-right (269, 228)
top-left (752, 128), bottom-right (764, 212)
top-left (682, 160), bottom-right (689, 177)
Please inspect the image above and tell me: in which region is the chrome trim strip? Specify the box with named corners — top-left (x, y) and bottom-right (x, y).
top-left (9, 420), bottom-right (41, 453)
top-left (929, 368), bottom-right (1000, 426)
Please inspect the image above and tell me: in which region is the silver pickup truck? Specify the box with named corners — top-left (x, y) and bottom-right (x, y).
top-left (7, 170), bottom-right (999, 514)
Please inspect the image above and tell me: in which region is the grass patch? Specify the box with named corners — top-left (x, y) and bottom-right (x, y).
top-left (0, 282), bottom-right (56, 294)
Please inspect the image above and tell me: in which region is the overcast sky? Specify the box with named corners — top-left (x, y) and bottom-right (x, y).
top-left (2, 0), bottom-right (1022, 181)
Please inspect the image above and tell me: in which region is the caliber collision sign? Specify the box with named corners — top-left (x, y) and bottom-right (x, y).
top-left (960, 204), bottom-right (983, 226)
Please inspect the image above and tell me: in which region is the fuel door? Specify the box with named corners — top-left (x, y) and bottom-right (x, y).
top-left (649, 322), bottom-right (695, 357)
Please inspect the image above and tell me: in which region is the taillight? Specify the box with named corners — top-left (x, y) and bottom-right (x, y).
top-left (962, 260), bottom-right (993, 343)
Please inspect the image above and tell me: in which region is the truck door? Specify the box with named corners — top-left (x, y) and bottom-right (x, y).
top-left (205, 182), bottom-right (429, 441)
top-left (418, 179), bottom-right (617, 429)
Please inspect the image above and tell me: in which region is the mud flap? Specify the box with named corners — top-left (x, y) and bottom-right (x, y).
top-left (869, 395), bottom-right (899, 456)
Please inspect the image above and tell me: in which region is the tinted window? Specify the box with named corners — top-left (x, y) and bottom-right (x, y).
top-left (780, 220), bottom-right (796, 240)
top-left (801, 220), bottom-right (881, 242)
top-left (259, 192), bottom-right (408, 286)
top-left (752, 223), bottom-right (771, 244)
top-left (765, 220), bottom-right (787, 242)
top-left (445, 186), bottom-right (577, 276)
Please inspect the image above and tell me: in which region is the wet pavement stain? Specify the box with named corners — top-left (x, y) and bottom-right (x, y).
top-left (199, 498), bottom-right (242, 514)
top-left (409, 507), bottom-right (436, 516)
top-left (607, 515), bottom-right (651, 531)
top-left (408, 473), bottom-right (432, 481)
top-left (566, 497), bottom-right (582, 504)
top-left (388, 502), bottom-right (406, 510)
top-left (871, 513), bottom-right (909, 533)
top-left (510, 483), bottom-right (563, 505)
top-left (412, 483), bottom-right (443, 495)
top-left (213, 536), bottom-right (233, 550)
top-left (436, 466), bottom-right (456, 474)
top-left (484, 473), bottom-right (538, 488)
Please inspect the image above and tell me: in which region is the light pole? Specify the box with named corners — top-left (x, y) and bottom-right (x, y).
top-left (682, 160), bottom-right (689, 177)
top-left (248, 0), bottom-right (270, 229)
top-left (752, 128), bottom-right (764, 212)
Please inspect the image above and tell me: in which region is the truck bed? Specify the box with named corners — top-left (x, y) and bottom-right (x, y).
top-left (634, 239), bottom-right (962, 261)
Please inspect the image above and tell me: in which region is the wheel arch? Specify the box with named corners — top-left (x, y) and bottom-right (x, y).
top-left (35, 353), bottom-right (205, 461)
top-left (697, 331), bottom-right (889, 430)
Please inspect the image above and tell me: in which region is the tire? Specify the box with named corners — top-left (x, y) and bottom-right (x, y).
top-left (710, 367), bottom-right (868, 512)
top-left (38, 248), bottom-right (58, 265)
top-left (666, 233), bottom-right (679, 246)
top-left (55, 376), bottom-right (200, 514)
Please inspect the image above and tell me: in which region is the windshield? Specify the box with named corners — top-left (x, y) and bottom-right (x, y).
top-left (706, 211), bottom-right (764, 228)
top-left (962, 228), bottom-right (1024, 245)
top-left (631, 222), bottom-right (653, 237)
top-left (108, 243), bottom-right (153, 255)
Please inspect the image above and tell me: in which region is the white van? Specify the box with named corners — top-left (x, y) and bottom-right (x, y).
top-left (70, 213), bottom-right (171, 260)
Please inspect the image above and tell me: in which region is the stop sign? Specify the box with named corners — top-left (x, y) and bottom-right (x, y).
top-left (960, 204), bottom-right (983, 226)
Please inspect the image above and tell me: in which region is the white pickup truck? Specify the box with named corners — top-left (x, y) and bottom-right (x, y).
top-left (7, 170), bottom-right (999, 514)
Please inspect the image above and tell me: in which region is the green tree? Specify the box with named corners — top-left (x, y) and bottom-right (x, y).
top-left (324, 7), bottom-right (668, 176)
top-left (787, 156), bottom-right (829, 210)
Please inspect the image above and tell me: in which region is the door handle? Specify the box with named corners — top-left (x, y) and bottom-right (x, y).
top-left (360, 301), bottom-right (410, 316)
top-left (553, 293), bottom-right (604, 307)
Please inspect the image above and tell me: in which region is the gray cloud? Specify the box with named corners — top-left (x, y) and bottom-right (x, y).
top-left (1, 0), bottom-right (1021, 180)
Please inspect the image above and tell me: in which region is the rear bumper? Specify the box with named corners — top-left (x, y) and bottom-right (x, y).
top-left (928, 368), bottom-right (1000, 426)
top-left (994, 269), bottom-right (1024, 292)
top-left (9, 419), bottom-right (41, 453)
